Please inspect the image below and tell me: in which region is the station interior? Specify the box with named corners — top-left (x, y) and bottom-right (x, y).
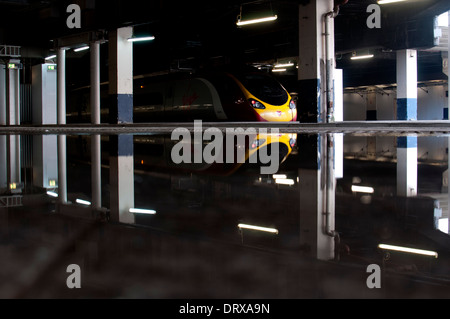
top-left (1, 0), bottom-right (450, 299)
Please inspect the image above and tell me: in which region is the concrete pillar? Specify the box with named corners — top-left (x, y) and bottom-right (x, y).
top-left (298, 0), bottom-right (334, 123)
top-left (448, 10), bottom-right (450, 234)
top-left (90, 41), bottom-right (101, 209)
top-left (297, 0), bottom-right (336, 261)
top-left (6, 62), bottom-right (21, 191)
top-left (396, 49), bottom-right (418, 197)
top-left (0, 64), bottom-right (6, 192)
top-left (57, 48), bottom-right (67, 203)
top-left (367, 88), bottom-right (377, 159)
top-left (108, 27), bottom-right (134, 224)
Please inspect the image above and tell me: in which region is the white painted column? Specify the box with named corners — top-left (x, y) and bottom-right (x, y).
top-left (90, 41), bottom-right (102, 209)
top-left (396, 49), bottom-right (418, 197)
top-left (57, 48), bottom-right (67, 203)
top-left (297, 0), bottom-right (336, 261)
top-left (0, 64), bottom-right (6, 191)
top-left (109, 27), bottom-right (135, 224)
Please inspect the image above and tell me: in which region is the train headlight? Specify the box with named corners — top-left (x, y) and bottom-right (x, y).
top-left (249, 99), bottom-right (266, 109)
top-left (289, 100), bottom-right (296, 109)
top-left (250, 138), bottom-right (266, 150)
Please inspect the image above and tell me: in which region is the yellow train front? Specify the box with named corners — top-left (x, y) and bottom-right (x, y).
top-left (133, 68), bottom-right (297, 122)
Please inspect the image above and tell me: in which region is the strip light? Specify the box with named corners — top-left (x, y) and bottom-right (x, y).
top-left (45, 55), bottom-right (57, 60)
top-left (74, 46), bottom-right (89, 52)
top-left (128, 36), bottom-right (155, 42)
top-left (351, 54), bottom-right (374, 60)
top-left (237, 15), bottom-right (278, 26)
top-left (274, 62), bottom-right (294, 68)
top-left (238, 223), bottom-right (279, 234)
top-left (129, 208), bottom-right (157, 215)
top-left (273, 174), bottom-right (287, 179)
top-left (351, 185), bottom-right (374, 193)
top-left (272, 68), bottom-right (286, 73)
top-left (378, 244), bottom-right (438, 258)
top-left (378, 0), bottom-right (406, 4)
top-left (76, 199), bottom-right (92, 206)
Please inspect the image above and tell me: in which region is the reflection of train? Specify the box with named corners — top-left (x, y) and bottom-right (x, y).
top-left (67, 133), bottom-right (297, 176)
top-left (67, 67), bottom-right (297, 122)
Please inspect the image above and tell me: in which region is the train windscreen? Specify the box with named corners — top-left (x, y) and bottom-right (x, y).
top-left (237, 73), bottom-right (289, 106)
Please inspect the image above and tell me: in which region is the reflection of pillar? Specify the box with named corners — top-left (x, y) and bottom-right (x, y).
top-left (0, 64), bottom-right (6, 191)
top-left (108, 27), bottom-right (134, 224)
top-left (396, 50), bottom-right (417, 197)
top-left (90, 41), bottom-right (101, 209)
top-left (297, 0), bottom-right (336, 261)
top-left (57, 48), bottom-right (67, 203)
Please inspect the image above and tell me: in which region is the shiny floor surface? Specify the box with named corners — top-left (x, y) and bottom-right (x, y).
top-left (1, 131), bottom-right (450, 298)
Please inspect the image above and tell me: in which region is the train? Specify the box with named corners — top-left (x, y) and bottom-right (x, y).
top-left (67, 66), bottom-right (297, 123)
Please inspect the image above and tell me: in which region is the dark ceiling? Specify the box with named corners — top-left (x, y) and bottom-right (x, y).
top-left (0, 0), bottom-right (449, 89)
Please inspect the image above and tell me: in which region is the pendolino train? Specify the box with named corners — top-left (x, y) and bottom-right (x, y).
top-left (67, 66), bottom-right (297, 123)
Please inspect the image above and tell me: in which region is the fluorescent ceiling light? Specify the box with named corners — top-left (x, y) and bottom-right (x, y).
top-left (237, 15), bottom-right (277, 26)
top-left (378, 0), bottom-right (406, 4)
top-left (47, 191), bottom-right (58, 198)
top-left (128, 36), bottom-right (155, 42)
top-left (45, 55), bottom-right (57, 60)
top-left (275, 178), bottom-right (295, 186)
top-left (74, 46), bottom-right (89, 52)
top-left (351, 54), bottom-right (374, 60)
top-left (76, 199), bottom-right (91, 206)
top-left (272, 68), bottom-right (286, 73)
top-left (273, 174), bottom-right (287, 179)
top-left (274, 63), bottom-right (294, 68)
top-left (129, 208), bottom-right (157, 215)
top-left (351, 185), bottom-right (374, 193)
top-left (378, 244), bottom-right (438, 258)
top-left (238, 223), bottom-right (279, 234)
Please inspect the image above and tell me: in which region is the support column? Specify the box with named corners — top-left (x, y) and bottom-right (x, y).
top-left (367, 88), bottom-right (377, 159)
top-left (297, 0), bottom-right (336, 261)
top-left (6, 62), bottom-right (21, 192)
top-left (396, 49), bottom-right (418, 197)
top-left (0, 64), bottom-right (6, 192)
top-left (108, 27), bottom-right (134, 224)
top-left (448, 10), bottom-right (450, 234)
top-left (90, 41), bottom-right (101, 209)
top-left (57, 48), bottom-right (67, 203)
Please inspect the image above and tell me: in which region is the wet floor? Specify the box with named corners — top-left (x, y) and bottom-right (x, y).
top-left (1, 131), bottom-right (450, 298)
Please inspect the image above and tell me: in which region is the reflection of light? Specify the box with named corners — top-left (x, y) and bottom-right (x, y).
top-left (9, 183), bottom-right (16, 190)
top-left (76, 199), bottom-right (92, 206)
top-left (378, 244), bottom-right (438, 258)
top-left (236, 15), bottom-right (277, 26)
top-left (47, 191), bottom-right (58, 198)
top-left (272, 68), bottom-right (286, 73)
top-left (276, 178), bottom-right (295, 186)
top-left (49, 180), bottom-right (56, 187)
top-left (238, 223), bottom-right (278, 234)
top-left (273, 174), bottom-right (287, 179)
top-left (129, 208), bottom-right (157, 215)
top-left (351, 185), bottom-right (374, 193)
top-left (378, 0), bottom-right (406, 4)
